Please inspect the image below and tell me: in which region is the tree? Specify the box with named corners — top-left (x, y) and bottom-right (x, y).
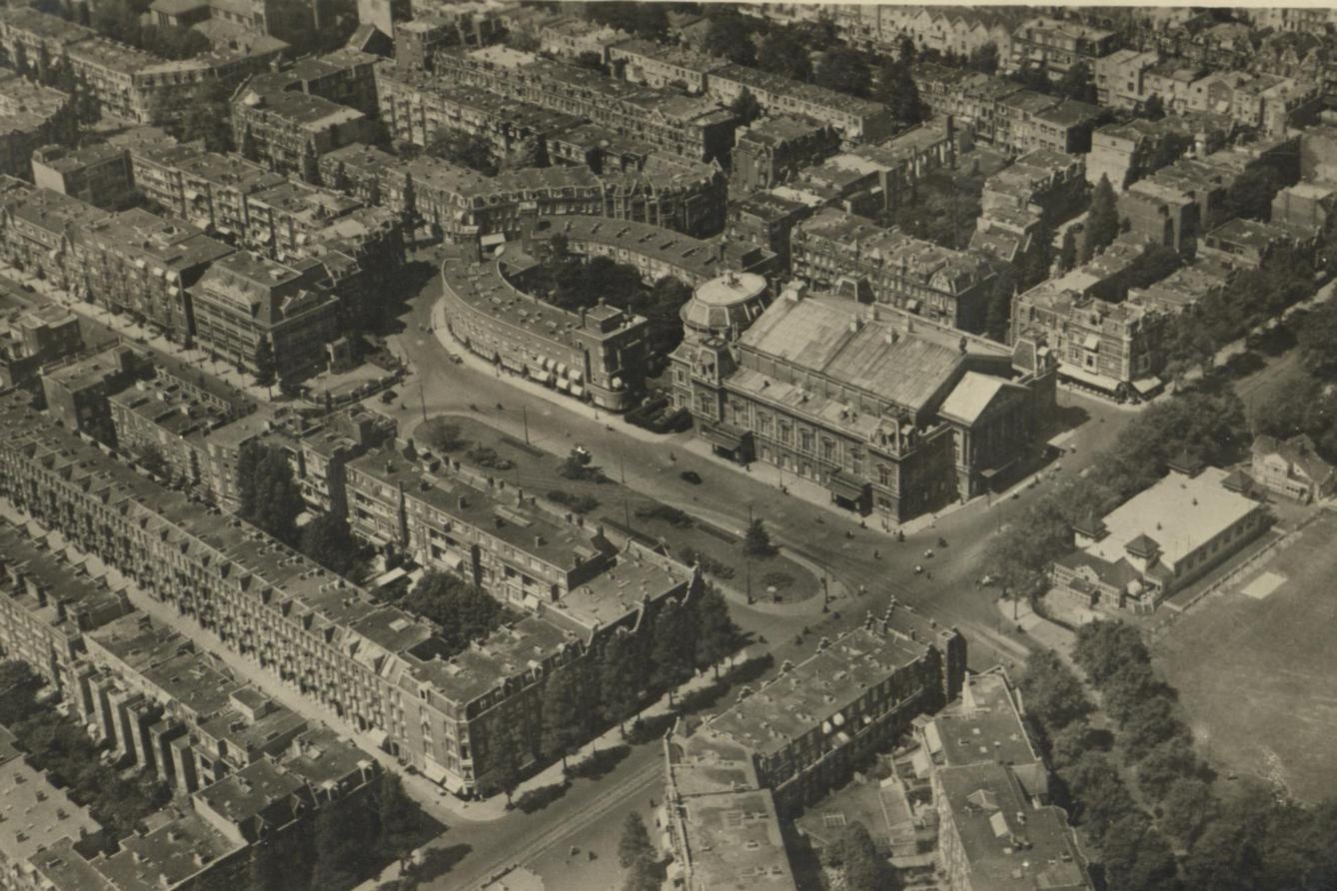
top-left (729, 87), bottom-right (762, 126)
top-left (757, 29), bottom-right (812, 81)
top-left (1223, 164), bottom-right (1282, 223)
top-left (1136, 736), bottom-right (1201, 800)
top-left (135, 443), bottom-right (171, 479)
top-left (1159, 777), bottom-right (1217, 846)
top-left (1057, 226), bottom-right (1078, 272)
top-left (875, 59), bottom-right (923, 125)
top-left (490, 717), bottom-right (527, 805)
top-left (1140, 92), bottom-right (1166, 120)
top-left (693, 584), bottom-right (742, 677)
top-left (1018, 650), bottom-right (1093, 731)
top-left (600, 633), bottom-right (644, 734)
top-left (1120, 696), bottom-right (1184, 761)
top-left (540, 666), bottom-right (587, 769)
top-left (969, 42), bottom-right (999, 74)
top-left (421, 418), bottom-right (468, 452)
top-left (702, 13), bottom-right (755, 66)
top-left (1054, 60), bottom-right (1096, 103)
top-left (253, 338), bottom-right (277, 390)
top-left (401, 572), bottom-right (506, 653)
top-left (1065, 754), bottom-right (1137, 843)
top-left (1102, 814), bottom-right (1180, 891)
top-left (237, 442), bottom-right (304, 546)
top-left (1101, 660), bottom-right (1163, 726)
top-left (826, 822), bottom-right (898, 891)
top-left (426, 128), bottom-right (497, 175)
top-left (1047, 719), bottom-right (1092, 770)
top-left (1296, 298), bottom-right (1337, 379)
top-left (618, 812), bottom-right (655, 869)
top-left (649, 601), bottom-right (696, 702)
top-left (741, 518), bottom-right (775, 558)
top-left (376, 774), bottom-right (418, 872)
top-left (815, 46), bottom-right (871, 98)
top-left (1073, 621), bottom-right (1150, 686)
top-left (311, 801), bottom-right (375, 887)
top-left (1082, 174), bottom-right (1119, 261)
top-left (895, 34), bottom-right (916, 66)
top-left (622, 853), bottom-right (659, 891)
top-left (300, 512), bottom-right (366, 581)
top-left (502, 134), bottom-right (547, 171)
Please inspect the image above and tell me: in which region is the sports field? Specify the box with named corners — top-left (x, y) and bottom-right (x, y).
top-left (1153, 508), bottom-right (1337, 803)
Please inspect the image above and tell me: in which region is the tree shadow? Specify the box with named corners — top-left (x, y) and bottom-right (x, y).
top-left (412, 844), bottom-right (473, 883)
top-left (626, 713), bottom-right (677, 745)
top-left (515, 781), bottom-right (570, 814)
top-left (566, 744), bottom-right (631, 782)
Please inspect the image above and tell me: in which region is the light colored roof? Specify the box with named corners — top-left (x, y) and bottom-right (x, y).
top-left (938, 372), bottom-right (1008, 426)
top-left (739, 295), bottom-right (970, 415)
top-left (1085, 466), bottom-right (1259, 572)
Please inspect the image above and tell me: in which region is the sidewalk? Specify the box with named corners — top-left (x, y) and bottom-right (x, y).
top-left (0, 502), bottom-right (499, 829)
top-left (1003, 597), bottom-right (1077, 661)
top-left (0, 264), bottom-right (280, 405)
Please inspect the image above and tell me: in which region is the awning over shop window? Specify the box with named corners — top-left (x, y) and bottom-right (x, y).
top-left (1058, 362), bottom-right (1121, 393)
top-left (700, 423), bottom-right (750, 451)
top-left (826, 470), bottom-right (870, 501)
top-left (1132, 377), bottom-right (1163, 395)
top-left (480, 232), bottom-right (506, 247)
top-left (1083, 333), bottom-right (1101, 351)
top-left (533, 370), bottom-right (551, 383)
top-left (570, 384), bottom-right (584, 397)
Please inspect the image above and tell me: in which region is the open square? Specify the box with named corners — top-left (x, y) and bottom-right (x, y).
top-left (1154, 510), bottom-right (1337, 802)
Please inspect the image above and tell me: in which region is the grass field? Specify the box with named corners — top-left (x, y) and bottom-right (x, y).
top-left (1153, 508), bottom-right (1337, 803)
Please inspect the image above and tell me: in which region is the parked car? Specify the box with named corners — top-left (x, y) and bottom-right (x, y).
top-left (680, 470), bottom-right (702, 485)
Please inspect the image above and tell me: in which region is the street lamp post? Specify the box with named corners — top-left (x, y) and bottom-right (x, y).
top-left (521, 405), bottom-right (530, 445)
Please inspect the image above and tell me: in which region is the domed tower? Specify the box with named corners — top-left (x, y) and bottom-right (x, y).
top-left (678, 272), bottom-right (771, 348)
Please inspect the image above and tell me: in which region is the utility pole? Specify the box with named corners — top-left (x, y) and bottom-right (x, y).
top-left (623, 493), bottom-right (632, 535)
top-left (521, 404), bottom-right (530, 445)
top-left (619, 448), bottom-right (626, 485)
top-left (419, 375), bottom-right (428, 425)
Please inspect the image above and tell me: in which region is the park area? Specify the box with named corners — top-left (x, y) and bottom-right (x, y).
top-left (1153, 508), bottom-right (1337, 803)
top-left (414, 415), bottom-right (821, 603)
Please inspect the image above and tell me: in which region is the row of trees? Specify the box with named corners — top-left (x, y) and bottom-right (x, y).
top-left (982, 389), bottom-right (1251, 597)
top-left (251, 772), bottom-right (424, 891)
top-left (1023, 627), bottom-right (1337, 890)
top-left (1161, 243), bottom-right (1318, 383)
top-left (491, 585), bottom-right (744, 801)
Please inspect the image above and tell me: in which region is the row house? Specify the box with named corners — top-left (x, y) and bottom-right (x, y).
top-left (700, 609), bottom-right (965, 813)
top-left (0, 392), bottom-right (592, 796)
top-left (608, 38), bottom-right (725, 95)
top-left (1009, 16), bottom-right (1119, 81)
top-left (373, 64), bottom-right (585, 160)
top-left (231, 72), bottom-right (380, 180)
top-left (432, 46), bottom-right (739, 164)
top-left (0, 186), bottom-right (234, 342)
top-left (705, 63), bottom-right (893, 144)
top-left (730, 116), bottom-right (842, 195)
top-left (0, 72), bottom-right (76, 182)
top-left (320, 143), bottom-right (728, 241)
top-left (671, 286), bottom-right (1056, 520)
top-left (439, 239), bottom-right (650, 412)
top-left (0, 300), bottom-right (83, 391)
top-left (539, 17), bottom-right (628, 65)
top-left (790, 208), bottom-right (997, 333)
top-left (841, 5), bottom-right (1020, 62)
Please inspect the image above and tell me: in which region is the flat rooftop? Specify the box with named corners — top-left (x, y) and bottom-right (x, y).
top-left (707, 624), bottom-right (932, 757)
top-left (1085, 467), bottom-right (1260, 573)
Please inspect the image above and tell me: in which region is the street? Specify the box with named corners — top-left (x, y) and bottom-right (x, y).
top-left (370, 249), bottom-right (1136, 888)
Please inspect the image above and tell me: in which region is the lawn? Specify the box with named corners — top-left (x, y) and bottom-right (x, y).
top-left (414, 415), bottom-right (820, 602)
top-left (1153, 508), bottom-right (1337, 803)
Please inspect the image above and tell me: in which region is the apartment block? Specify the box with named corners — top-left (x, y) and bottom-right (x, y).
top-left (0, 71), bottom-right (75, 182)
top-left (706, 63), bottom-right (893, 144)
top-left (696, 607), bottom-right (965, 813)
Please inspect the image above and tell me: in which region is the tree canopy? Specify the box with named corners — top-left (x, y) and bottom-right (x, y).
top-left (237, 442), bottom-right (304, 546)
top-left (1082, 174), bottom-right (1119, 262)
top-left (426, 128), bottom-right (498, 176)
top-left (400, 572), bottom-right (508, 653)
top-left (815, 46), bottom-right (871, 98)
top-left (299, 513), bottom-right (367, 581)
top-left (702, 13), bottom-right (756, 66)
top-left (757, 29), bottom-right (812, 82)
top-left (874, 59), bottom-right (923, 125)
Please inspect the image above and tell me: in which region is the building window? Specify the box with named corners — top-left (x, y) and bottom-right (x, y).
top-left (800, 429), bottom-right (814, 453)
